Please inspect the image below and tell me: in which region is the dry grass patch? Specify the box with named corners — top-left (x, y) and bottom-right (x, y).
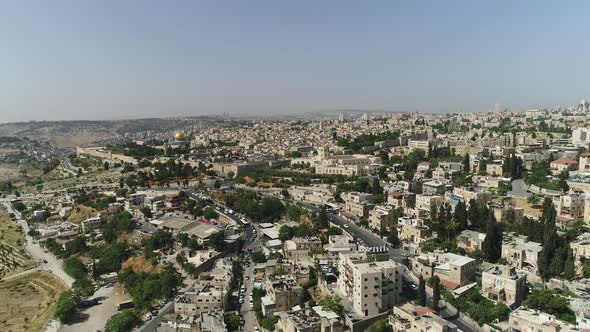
top-left (121, 255), bottom-right (161, 274)
top-left (66, 205), bottom-right (97, 224)
top-left (0, 271), bottom-right (67, 332)
top-left (498, 197), bottom-right (542, 219)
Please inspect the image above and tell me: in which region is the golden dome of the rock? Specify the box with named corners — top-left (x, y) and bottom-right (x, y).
top-left (174, 132), bottom-right (185, 141)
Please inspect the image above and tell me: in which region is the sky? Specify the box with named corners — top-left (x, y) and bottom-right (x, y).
top-left (2, 1), bottom-right (590, 122)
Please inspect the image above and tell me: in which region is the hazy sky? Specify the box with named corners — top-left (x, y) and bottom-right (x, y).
top-left (2, 1), bottom-right (590, 122)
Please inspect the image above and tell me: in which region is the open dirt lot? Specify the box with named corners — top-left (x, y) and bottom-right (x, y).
top-left (0, 271), bottom-right (67, 332)
top-left (498, 197), bottom-right (542, 218)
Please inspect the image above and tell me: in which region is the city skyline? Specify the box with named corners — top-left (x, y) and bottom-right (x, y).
top-left (3, 1), bottom-right (590, 122)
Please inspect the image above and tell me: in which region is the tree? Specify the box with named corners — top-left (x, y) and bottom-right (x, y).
top-left (207, 231), bottom-right (225, 251)
top-left (371, 178), bottom-right (382, 195)
top-left (559, 171), bottom-right (570, 192)
top-left (319, 295), bottom-right (344, 317)
top-left (286, 205), bottom-right (303, 221)
top-left (316, 205), bottom-right (329, 229)
top-left (11, 201), bottom-right (26, 212)
top-left (141, 206), bottom-right (152, 219)
top-left (453, 200), bottom-right (468, 232)
top-left (214, 179), bottom-right (222, 189)
top-left (63, 256), bottom-right (88, 280)
top-left (366, 319), bottom-right (391, 332)
top-left (510, 153), bottom-right (524, 179)
top-left (224, 313), bottom-right (240, 331)
top-left (564, 247), bottom-right (576, 280)
top-left (463, 154), bottom-right (470, 174)
top-left (387, 228), bottom-right (400, 248)
top-left (279, 225), bottom-right (296, 241)
top-left (53, 290), bottom-right (79, 323)
top-left (417, 275), bottom-right (426, 306)
top-left (251, 251), bottom-right (267, 264)
top-left (482, 214), bottom-right (502, 263)
top-left (203, 207), bottom-right (218, 220)
top-left (105, 310), bottom-right (140, 332)
top-left (104, 161), bottom-right (110, 171)
top-left (524, 289), bottom-right (576, 324)
top-left (431, 275), bottom-right (441, 311)
top-left (527, 195), bottom-right (540, 205)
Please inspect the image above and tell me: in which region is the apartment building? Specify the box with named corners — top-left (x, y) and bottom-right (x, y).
top-left (452, 187), bottom-right (492, 206)
top-left (570, 234), bottom-right (590, 271)
top-left (481, 264), bottom-right (526, 308)
top-left (486, 162), bottom-right (504, 176)
top-left (397, 217), bottom-right (431, 245)
top-left (572, 128), bottom-right (590, 148)
top-left (337, 252), bottom-right (403, 317)
top-left (284, 237), bottom-right (323, 262)
top-left (408, 140), bottom-right (433, 155)
top-left (389, 303), bottom-right (457, 332)
top-left (80, 216), bottom-right (102, 234)
top-left (422, 181), bottom-right (446, 195)
top-left (263, 275), bottom-right (303, 314)
top-left (411, 251), bottom-right (476, 289)
top-left (275, 310), bottom-right (322, 332)
top-left (501, 234), bottom-right (543, 271)
top-left (415, 194), bottom-right (444, 213)
top-left (509, 307), bottom-right (579, 332)
top-left (489, 203), bottom-right (525, 223)
top-left (456, 230), bottom-right (486, 253)
top-left (344, 192), bottom-right (374, 219)
top-left (388, 191), bottom-right (416, 209)
top-left (174, 282), bottom-right (227, 316)
top-left (325, 234), bottom-right (357, 254)
top-left (553, 191), bottom-right (586, 220)
top-left (368, 205), bottom-right (399, 231)
top-left (580, 152), bottom-right (590, 173)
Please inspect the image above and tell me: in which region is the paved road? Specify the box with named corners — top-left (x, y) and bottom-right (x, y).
top-left (241, 262), bottom-right (258, 332)
top-left (1, 200), bottom-right (74, 287)
top-left (142, 302), bottom-right (174, 332)
top-left (508, 179), bottom-right (530, 198)
top-left (18, 218), bottom-right (75, 287)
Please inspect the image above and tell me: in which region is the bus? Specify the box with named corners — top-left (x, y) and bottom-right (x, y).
top-left (117, 300), bottom-right (134, 311)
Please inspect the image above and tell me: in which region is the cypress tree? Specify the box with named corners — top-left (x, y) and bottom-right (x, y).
top-left (431, 276), bottom-right (441, 311)
top-left (417, 275), bottom-right (426, 306)
top-left (482, 214), bottom-right (502, 263)
top-left (467, 199), bottom-right (480, 230)
top-left (463, 154), bottom-right (470, 174)
top-left (454, 201), bottom-right (468, 231)
top-left (539, 200), bottom-right (559, 280)
top-left (564, 246), bottom-right (576, 280)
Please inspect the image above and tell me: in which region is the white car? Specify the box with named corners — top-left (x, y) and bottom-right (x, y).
top-left (254, 327), bottom-right (260, 332)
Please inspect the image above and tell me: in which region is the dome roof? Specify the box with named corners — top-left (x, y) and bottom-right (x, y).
top-left (174, 132), bottom-right (186, 141)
